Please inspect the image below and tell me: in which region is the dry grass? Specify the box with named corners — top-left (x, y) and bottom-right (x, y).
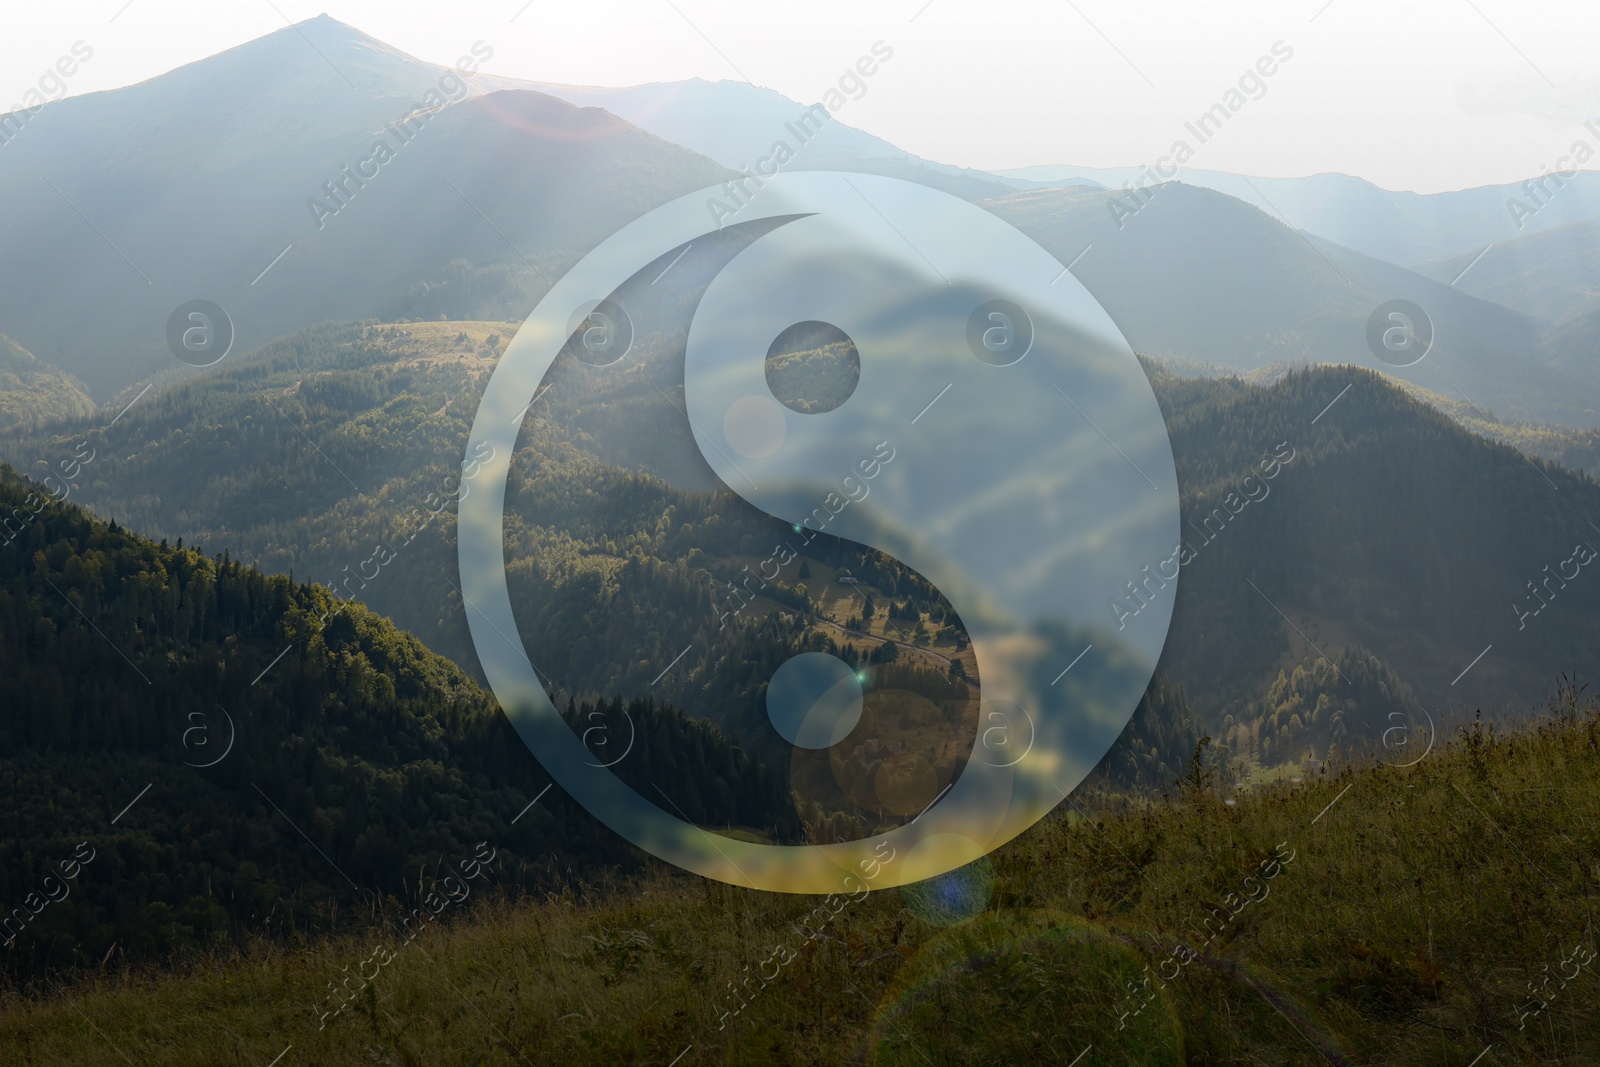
top-left (4, 694), bottom-right (1600, 1065)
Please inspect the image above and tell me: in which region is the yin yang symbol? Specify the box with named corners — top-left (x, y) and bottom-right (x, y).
top-left (458, 172), bottom-right (1179, 893)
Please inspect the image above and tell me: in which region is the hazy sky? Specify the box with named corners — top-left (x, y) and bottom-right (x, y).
top-left (8, 0), bottom-right (1600, 192)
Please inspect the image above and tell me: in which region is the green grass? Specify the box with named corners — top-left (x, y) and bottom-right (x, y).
top-left (4, 691), bottom-right (1600, 1065)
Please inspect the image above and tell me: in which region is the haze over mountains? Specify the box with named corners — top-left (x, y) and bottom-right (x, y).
top-left (988, 183), bottom-right (1590, 424)
top-left (1005, 162), bottom-right (1600, 266)
top-left (0, 15), bottom-right (727, 398)
top-left (0, 15), bottom-right (1596, 732)
top-left (1, 14), bottom-right (1597, 433)
top-left (505, 75), bottom-right (1020, 201)
top-left (0, 15), bottom-right (1596, 712)
top-left (1423, 216), bottom-right (1600, 324)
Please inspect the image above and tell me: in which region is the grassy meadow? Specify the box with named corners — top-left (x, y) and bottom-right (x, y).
top-left (3, 690), bottom-right (1598, 1066)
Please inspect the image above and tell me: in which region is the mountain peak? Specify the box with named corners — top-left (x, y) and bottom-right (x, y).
top-left (291, 12), bottom-right (376, 39)
top-left (269, 12), bottom-right (402, 55)
top-left (108, 13), bottom-right (449, 112)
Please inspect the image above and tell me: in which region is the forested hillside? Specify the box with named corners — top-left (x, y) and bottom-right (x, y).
top-left (0, 458), bottom-right (1199, 981)
top-left (6, 324), bottom-right (1596, 775)
top-left (0, 463), bottom-right (795, 981)
top-left (0, 335), bottom-right (92, 433)
top-left (1148, 363), bottom-right (1600, 732)
top-left (0, 320), bottom-right (984, 750)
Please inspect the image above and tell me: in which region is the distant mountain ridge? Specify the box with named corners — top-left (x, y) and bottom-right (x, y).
top-left (496, 74), bottom-right (1019, 202)
top-left (986, 183), bottom-right (1593, 425)
top-left (5, 14), bottom-right (1595, 434)
top-left (1421, 216), bottom-right (1600, 326)
top-left (0, 16), bottom-right (731, 399)
top-left (1001, 163), bottom-right (1600, 265)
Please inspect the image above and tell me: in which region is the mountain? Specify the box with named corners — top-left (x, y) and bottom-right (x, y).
top-left (1150, 362), bottom-right (1600, 731)
top-left (9, 12), bottom-right (1589, 431)
top-left (0, 437), bottom-right (1199, 979)
top-left (0, 16), bottom-right (730, 399)
top-left (500, 75), bottom-right (1017, 201)
top-left (985, 183), bottom-right (1591, 425)
top-left (0, 460), bottom-right (800, 979)
top-left (1351, 370), bottom-right (1600, 480)
top-left (1002, 163), bottom-right (1600, 265)
top-left (1421, 216), bottom-right (1600, 327)
top-left (1143, 357), bottom-right (1600, 481)
top-left (0, 334), bottom-right (92, 432)
top-left (7, 317), bottom-right (1597, 760)
top-left (1419, 219), bottom-right (1600, 406)
top-left (0, 317), bottom-right (1019, 847)
top-left (1539, 299), bottom-right (1600, 390)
